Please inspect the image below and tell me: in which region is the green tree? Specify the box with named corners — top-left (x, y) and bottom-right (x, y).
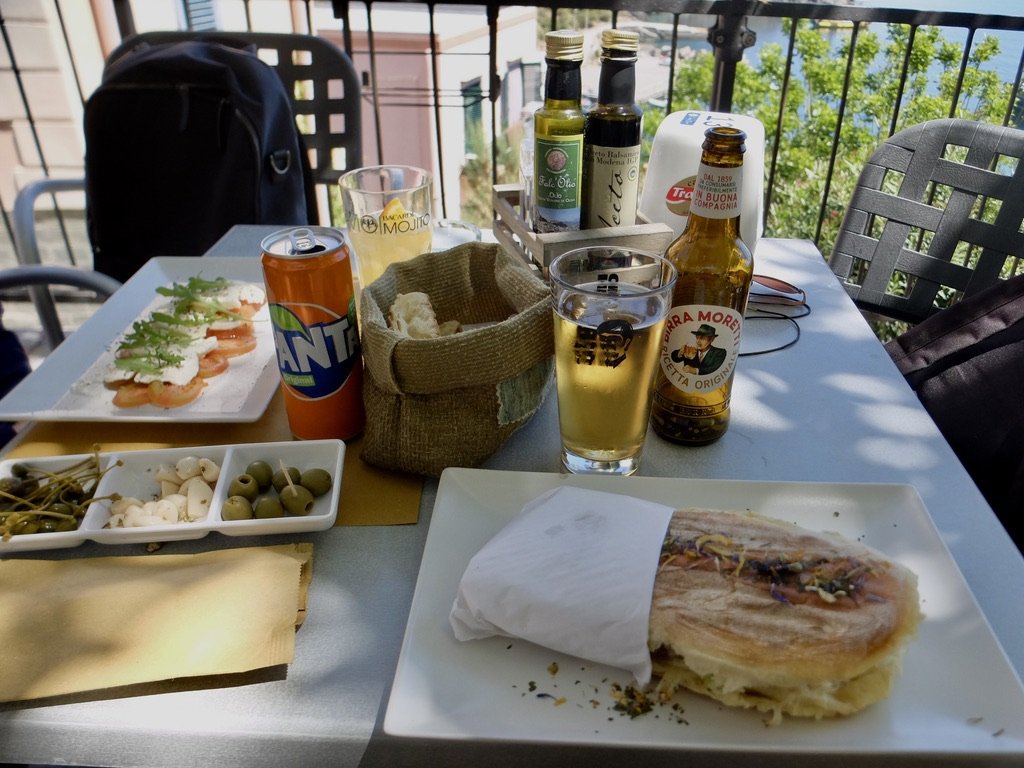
top-left (460, 121), bottom-right (517, 228)
top-left (662, 20), bottom-right (1015, 258)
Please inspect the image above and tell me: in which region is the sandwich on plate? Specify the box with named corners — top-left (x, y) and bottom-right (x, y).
top-left (649, 507), bottom-right (922, 723)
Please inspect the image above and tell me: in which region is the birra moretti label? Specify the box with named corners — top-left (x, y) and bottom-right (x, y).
top-left (269, 301), bottom-right (360, 399)
top-left (660, 304), bottom-right (742, 397)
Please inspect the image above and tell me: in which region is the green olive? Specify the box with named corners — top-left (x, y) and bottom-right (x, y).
top-left (227, 474), bottom-right (259, 501)
top-left (254, 496), bottom-right (284, 519)
top-left (280, 485), bottom-right (315, 516)
top-left (245, 460), bottom-right (274, 491)
top-left (221, 495), bottom-right (254, 521)
top-left (37, 518), bottom-right (59, 533)
top-left (55, 518), bottom-right (78, 532)
top-left (272, 467), bottom-right (301, 493)
top-left (299, 468), bottom-right (332, 498)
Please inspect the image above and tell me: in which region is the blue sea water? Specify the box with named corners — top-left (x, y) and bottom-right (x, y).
top-left (854, 0), bottom-right (1023, 84)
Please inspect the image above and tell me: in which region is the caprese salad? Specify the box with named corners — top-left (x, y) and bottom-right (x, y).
top-left (104, 276), bottom-right (266, 409)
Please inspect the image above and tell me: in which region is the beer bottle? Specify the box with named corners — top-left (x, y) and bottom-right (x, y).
top-left (650, 127), bottom-right (754, 445)
top-left (580, 29), bottom-right (642, 230)
top-left (533, 30), bottom-right (584, 233)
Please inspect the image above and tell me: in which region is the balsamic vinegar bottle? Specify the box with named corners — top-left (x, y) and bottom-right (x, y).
top-left (580, 29), bottom-right (643, 230)
top-left (650, 127), bottom-right (754, 445)
top-left (533, 30), bottom-right (585, 233)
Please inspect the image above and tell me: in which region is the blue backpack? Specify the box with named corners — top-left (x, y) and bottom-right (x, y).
top-left (84, 40), bottom-right (310, 282)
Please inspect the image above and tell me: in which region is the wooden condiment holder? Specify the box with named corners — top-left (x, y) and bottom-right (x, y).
top-left (491, 184), bottom-right (675, 276)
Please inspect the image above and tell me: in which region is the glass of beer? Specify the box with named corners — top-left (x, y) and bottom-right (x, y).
top-left (549, 246), bottom-right (677, 475)
top-left (338, 164), bottom-right (433, 288)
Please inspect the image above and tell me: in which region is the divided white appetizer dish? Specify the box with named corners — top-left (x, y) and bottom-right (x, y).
top-left (0, 440), bottom-right (343, 553)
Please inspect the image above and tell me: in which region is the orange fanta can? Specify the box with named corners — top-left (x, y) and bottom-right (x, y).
top-left (260, 226), bottom-right (365, 440)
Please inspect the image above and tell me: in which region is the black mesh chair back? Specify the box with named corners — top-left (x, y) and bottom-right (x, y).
top-left (108, 31), bottom-right (362, 225)
top-left (829, 118), bottom-right (1024, 325)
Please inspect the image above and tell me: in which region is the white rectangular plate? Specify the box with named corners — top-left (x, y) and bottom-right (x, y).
top-left (0, 256), bottom-right (278, 422)
top-left (384, 468), bottom-right (1024, 760)
top-left (0, 440), bottom-right (342, 553)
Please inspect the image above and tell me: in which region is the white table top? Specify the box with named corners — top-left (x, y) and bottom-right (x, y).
top-left (1, 232), bottom-right (1020, 768)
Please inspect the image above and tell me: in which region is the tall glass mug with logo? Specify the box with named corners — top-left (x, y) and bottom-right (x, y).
top-left (549, 247), bottom-right (677, 475)
top-left (338, 164), bottom-right (433, 288)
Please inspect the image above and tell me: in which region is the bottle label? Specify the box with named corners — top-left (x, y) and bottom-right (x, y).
top-left (535, 134), bottom-right (583, 216)
top-left (659, 304), bottom-right (743, 394)
top-left (583, 144), bottom-right (641, 228)
top-left (690, 164), bottom-right (741, 220)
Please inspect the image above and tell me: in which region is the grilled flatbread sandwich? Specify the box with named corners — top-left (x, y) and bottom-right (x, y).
top-left (649, 508), bottom-right (922, 722)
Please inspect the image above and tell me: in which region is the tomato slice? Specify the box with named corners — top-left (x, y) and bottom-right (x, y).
top-left (236, 301), bottom-right (263, 318)
top-left (148, 377), bottom-right (206, 408)
top-left (104, 376), bottom-right (133, 391)
top-left (207, 321), bottom-right (255, 340)
top-left (198, 351), bottom-right (229, 378)
top-left (112, 383), bottom-right (152, 408)
top-left (215, 335), bottom-right (258, 358)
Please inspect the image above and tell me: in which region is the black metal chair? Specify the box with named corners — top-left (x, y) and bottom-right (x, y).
top-left (12, 31), bottom-right (361, 350)
top-left (0, 265), bottom-right (121, 349)
top-left (829, 118), bottom-right (1024, 325)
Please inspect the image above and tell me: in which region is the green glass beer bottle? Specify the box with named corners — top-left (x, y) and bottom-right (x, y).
top-left (650, 127), bottom-right (754, 445)
top-left (533, 30), bottom-right (585, 233)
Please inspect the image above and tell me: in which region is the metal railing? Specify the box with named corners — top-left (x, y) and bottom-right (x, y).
top-left (2, 0), bottom-right (1023, 276)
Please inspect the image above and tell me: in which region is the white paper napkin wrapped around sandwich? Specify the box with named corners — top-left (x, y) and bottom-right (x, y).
top-left (450, 486), bottom-right (922, 722)
top-left (450, 486), bottom-right (673, 685)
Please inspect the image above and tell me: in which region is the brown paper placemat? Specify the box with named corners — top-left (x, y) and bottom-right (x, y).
top-left (5, 391), bottom-right (423, 526)
top-left (0, 543), bottom-right (312, 703)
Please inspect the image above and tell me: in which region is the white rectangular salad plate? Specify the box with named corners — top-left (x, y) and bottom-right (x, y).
top-left (384, 468), bottom-right (1024, 760)
top-left (0, 256), bottom-right (279, 422)
top-left (0, 440), bottom-right (342, 553)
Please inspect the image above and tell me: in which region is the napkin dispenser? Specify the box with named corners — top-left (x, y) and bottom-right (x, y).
top-left (639, 110), bottom-right (765, 255)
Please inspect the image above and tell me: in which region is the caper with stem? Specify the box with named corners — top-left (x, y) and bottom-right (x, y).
top-left (0, 450), bottom-right (113, 540)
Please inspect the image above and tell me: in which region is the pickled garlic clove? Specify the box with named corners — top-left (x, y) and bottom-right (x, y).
top-left (199, 457), bottom-right (221, 483)
top-left (154, 463), bottom-right (181, 484)
top-left (175, 456), bottom-right (202, 480)
top-left (183, 477), bottom-right (213, 521)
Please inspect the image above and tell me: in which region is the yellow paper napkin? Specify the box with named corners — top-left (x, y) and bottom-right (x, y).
top-left (0, 543), bottom-right (311, 703)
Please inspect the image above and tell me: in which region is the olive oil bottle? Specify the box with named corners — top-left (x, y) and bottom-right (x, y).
top-left (650, 127), bottom-right (754, 445)
top-left (533, 30), bottom-right (585, 233)
top-left (580, 29), bottom-right (642, 230)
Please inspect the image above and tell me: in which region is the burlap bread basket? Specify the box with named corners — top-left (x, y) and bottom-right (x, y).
top-left (360, 242), bottom-right (553, 476)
